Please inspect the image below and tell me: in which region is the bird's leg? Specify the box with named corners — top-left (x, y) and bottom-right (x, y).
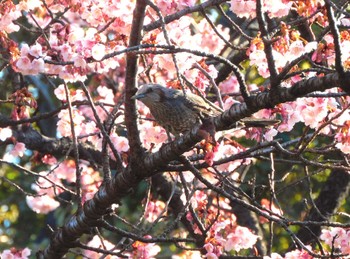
top-left (199, 117), bottom-right (217, 145)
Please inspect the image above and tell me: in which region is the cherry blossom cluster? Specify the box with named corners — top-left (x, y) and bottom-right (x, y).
top-left (244, 24), bottom-right (350, 153)
top-left (27, 159), bottom-right (102, 213)
top-left (263, 246), bottom-right (314, 259)
top-left (0, 247), bottom-right (31, 259)
top-left (2, 1), bottom-right (126, 80)
top-left (262, 227), bottom-right (350, 259)
top-left (182, 190), bottom-right (259, 257)
top-left (84, 235), bottom-right (161, 259)
top-left (142, 16), bottom-right (226, 88)
top-left (144, 199), bottom-right (166, 222)
top-left (320, 227), bottom-right (350, 254)
top-left (230, 0), bottom-right (293, 18)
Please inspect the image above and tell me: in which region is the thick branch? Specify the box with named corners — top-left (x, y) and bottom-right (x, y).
top-left (124, 0), bottom-right (147, 165)
top-left (11, 126), bottom-right (117, 168)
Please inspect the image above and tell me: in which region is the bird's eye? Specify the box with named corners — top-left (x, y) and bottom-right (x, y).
top-left (145, 88), bottom-right (153, 94)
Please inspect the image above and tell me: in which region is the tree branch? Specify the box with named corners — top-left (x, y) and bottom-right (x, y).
top-left (124, 0), bottom-right (147, 165)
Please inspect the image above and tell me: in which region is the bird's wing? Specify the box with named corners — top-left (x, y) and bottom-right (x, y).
top-left (181, 92), bottom-right (222, 117)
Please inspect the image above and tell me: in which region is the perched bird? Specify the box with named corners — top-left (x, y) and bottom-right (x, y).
top-left (132, 84), bottom-right (221, 137)
top-left (132, 83), bottom-right (279, 138)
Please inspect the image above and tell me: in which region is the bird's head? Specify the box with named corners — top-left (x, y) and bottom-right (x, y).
top-left (131, 84), bottom-right (174, 105)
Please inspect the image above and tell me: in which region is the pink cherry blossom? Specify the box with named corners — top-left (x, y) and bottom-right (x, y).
top-left (0, 247), bottom-right (31, 259)
top-left (190, 190), bottom-right (208, 210)
top-left (10, 142), bottom-right (26, 157)
top-left (84, 235), bottom-right (119, 258)
top-left (263, 253), bottom-right (284, 259)
top-left (178, 0), bottom-right (196, 9)
top-left (91, 44), bottom-right (106, 61)
top-left (57, 109), bottom-right (86, 137)
top-left (249, 49), bottom-right (270, 78)
top-left (28, 43), bottom-right (42, 58)
top-left (110, 134), bottom-right (129, 153)
top-left (15, 44), bottom-right (45, 75)
top-left (172, 250), bottom-right (201, 258)
top-left (0, 2), bottom-right (22, 33)
top-left (320, 227), bottom-right (350, 253)
top-left (97, 85), bottom-right (115, 103)
top-left (16, 56), bottom-right (31, 71)
top-left (264, 128), bottom-right (278, 141)
top-left (220, 76), bottom-right (240, 95)
top-left (196, 19), bottom-right (230, 54)
top-left (284, 246), bottom-right (313, 259)
top-left (54, 84), bottom-right (66, 101)
top-left (58, 66), bottom-right (87, 83)
top-left (230, 0), bottom-right (292, 19)
top-left (71, 89), bottom-right (86, 102)
top-left (41, 154), bottom-right (58, 165)
top-left (229, 0), bottom-right (256, 18)
top-left (26, 195), bottom-right (60, 214)
top-left (264, 0), bottom-right (292, 18)
top-left (15, 56), bottom-right (45, 75)
top-left (81, 121), bottom-right (99, 143)
top-left (18, 0), bottom-right (42, 12)
top-left (30, 171), bottom-right (64, 198)
top-left (152, 0), bottom-right (196, 14)
top-left (53, 160), bottom-right (77, 183)
top-left (139, 121), bottom-right (168, 151)
top-left (277, 102), bottom-right (302, 132)
top-left (80, 167), bottom-right (102, 202)
top-left (73, 56), bottom-right (87, 68)
top-left (144, 200), bottom-right (166, 222)
top-left (224, 226), bottom-right (259, 252)
top-left (58, 44), bottom-right (73, 61)
top-left (296, 97), bottom-right (333, 129)
top-left (214, 143), bottom-right (250, 174)
top-left (204, 243), bottom-right (221, 259)
top-left (132, 236), bottom-right (161, 259)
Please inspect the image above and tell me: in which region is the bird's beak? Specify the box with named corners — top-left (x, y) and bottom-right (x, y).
top-left (131, 93), bottom-right (146, 100)
top-left (131, 93), bottom-right (144, 100)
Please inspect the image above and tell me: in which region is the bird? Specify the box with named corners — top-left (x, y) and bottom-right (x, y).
top-left (131, 83), bottom-right (221, 138)
top-left (132, 83), bottom-right (279, 138)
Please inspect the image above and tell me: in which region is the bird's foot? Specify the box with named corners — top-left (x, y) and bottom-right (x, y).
top-left (199, 118), bottom-right (217, 145)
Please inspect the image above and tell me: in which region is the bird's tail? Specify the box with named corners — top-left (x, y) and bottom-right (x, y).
top-left (238, 118), bottom-right (280, 128)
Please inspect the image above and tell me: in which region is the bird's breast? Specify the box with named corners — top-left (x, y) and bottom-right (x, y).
top-left (148, 101), bottom-right (199, 135)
